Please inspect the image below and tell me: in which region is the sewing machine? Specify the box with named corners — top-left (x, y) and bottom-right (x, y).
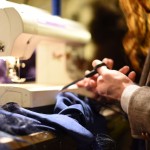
top-left (0, 1), bottom-right (91, 108)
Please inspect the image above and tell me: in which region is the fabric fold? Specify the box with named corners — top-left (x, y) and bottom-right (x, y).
top-left (0, 92), bottom-right (114, 150)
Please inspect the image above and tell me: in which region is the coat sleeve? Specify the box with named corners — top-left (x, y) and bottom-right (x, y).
top-left (127, 86), bottom-right (150, 139)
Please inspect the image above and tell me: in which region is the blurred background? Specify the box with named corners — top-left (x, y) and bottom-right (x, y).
top-left (1, 1), bottom-right (143, 149)
top-left (1, 0), bottom-right (134, 85)
top-left (7, 0), bottom-right (132, 72)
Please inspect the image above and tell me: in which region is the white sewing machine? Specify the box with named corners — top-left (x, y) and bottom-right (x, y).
top-left (0, 1), bottom-right (92, 108)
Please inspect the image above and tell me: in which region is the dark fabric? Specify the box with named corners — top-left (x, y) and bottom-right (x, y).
top-left (0, 51), bottom-right (36, 84)
top-left (20, 51), bottom-right (36, 81)
top-left (54, 92), bottom-right (107, 138)
top-left (0, 92), bottom-right (115, 150)
top-left (0, 59), bottom-right (11, 83)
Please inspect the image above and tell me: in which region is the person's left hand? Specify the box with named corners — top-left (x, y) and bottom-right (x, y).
top-left (76, 58), bottom-right (136, 100)
top-left (76, 58), bottom-right (114, 97)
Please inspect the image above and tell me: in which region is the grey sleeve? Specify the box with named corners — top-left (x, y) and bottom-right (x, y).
top-left (128, 86), bottom-right (150, 139)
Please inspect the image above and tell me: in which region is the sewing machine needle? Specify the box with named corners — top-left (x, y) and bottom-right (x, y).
top-left (61, 62), bottom-right (106, 91)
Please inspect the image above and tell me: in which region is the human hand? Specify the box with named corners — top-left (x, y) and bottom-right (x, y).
top-left (77, 58), bottom-right (114, 97)
top-left (93, 59), bottom-right (136, 100)
top-left (77, 58), bottom-right (136, 100)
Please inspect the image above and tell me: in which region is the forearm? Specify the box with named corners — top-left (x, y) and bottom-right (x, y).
top-left (121, 86), bottom-right (150, 139)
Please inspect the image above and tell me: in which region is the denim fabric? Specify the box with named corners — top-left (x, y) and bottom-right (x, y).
top-left (0, 92), bottom-right (115, 150)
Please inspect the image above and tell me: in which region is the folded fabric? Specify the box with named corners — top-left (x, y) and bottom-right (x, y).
top-left (1, 92), bottom-right (115, 150)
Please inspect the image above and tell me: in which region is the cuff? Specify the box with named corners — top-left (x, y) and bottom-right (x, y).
top-left (121, 84), bottom-right (140, 114)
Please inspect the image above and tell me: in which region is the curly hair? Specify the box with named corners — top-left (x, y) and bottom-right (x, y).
top-left (119, 0), bottom-right (150, 73)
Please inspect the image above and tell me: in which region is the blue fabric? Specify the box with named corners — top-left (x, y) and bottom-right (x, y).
top-left (0, 92), bottom-right (115, 150)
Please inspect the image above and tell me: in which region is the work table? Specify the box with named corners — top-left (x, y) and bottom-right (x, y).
top-left (1, 131), bottom-right (77, 150)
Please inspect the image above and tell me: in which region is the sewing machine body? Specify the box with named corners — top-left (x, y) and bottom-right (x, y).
top-left (0, 1), bottom-right (91, 107)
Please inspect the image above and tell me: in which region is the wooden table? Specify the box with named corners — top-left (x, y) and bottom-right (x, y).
top-left (0, 131), bottom-right (77, 150)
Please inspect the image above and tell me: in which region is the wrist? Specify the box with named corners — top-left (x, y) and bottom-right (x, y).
top-left (121, 84), bottom-right (140, 113)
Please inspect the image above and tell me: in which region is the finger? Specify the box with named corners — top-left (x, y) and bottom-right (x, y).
top-left (102, 58), bottom-right (114, 69)
top-left (85, 70), bottom-right (99, 79)
top-left (77, 78), bottom-right (91, 88)
top-left (128, 71), bottom-right (136, 81)
top-left (86, 79), bottom-right (97, 91)
top-left (119, 66), bottom-right (130, 74)
top-left (92, 59), bottom-right (103, 68)
top-left (85, 70), bottom-right (90, 75)
top-left (76, 77), bottom-right (88, 87)
top-left (92, 60), bottom-right (109, 75)
top-left (82, 77), bottom-right (97, 92)
top-left (76, 79), bottom-right (85, 87)
top-left (96, 76), bottom-right (105, 95)
top-left (83, 78), bottom-right (90, 87)
top-left (89, 79), bottom-right (97, 88)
